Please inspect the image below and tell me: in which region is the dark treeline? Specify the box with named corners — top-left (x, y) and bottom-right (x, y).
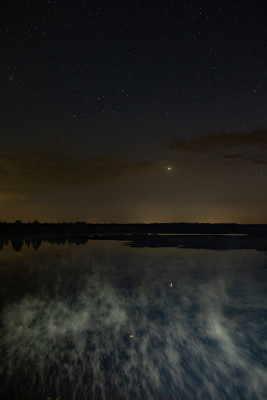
top-left (1, 221), bottom-right (267, 253)
top-left (1, 221), bottom-right (267, 238)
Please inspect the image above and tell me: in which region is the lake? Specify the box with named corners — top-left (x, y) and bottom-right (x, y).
top-left (0, 238), bottom-right (266, 399)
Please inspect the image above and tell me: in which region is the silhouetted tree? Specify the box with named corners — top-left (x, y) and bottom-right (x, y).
top-left (25, 238), bottom-right (31, 247)
top-left (11, 239), bottom-right (23, 252)
top-left (31, 239), bottom-right (42, 250)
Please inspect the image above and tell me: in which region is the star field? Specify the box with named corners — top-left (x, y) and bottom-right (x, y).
top-left (0, 0), bottom-right (266, 222)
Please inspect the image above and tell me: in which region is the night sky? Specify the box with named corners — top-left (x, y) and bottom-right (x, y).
top-left (1, 0), bottom-right (267, 223)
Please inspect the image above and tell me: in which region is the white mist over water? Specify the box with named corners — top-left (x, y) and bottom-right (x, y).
top-left (0, 242), bottom-right (267, 399)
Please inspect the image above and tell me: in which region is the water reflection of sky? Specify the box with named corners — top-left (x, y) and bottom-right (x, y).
top-left (0, 241), bottom-right (267, 399)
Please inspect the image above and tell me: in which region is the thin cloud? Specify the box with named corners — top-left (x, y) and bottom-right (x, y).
top-left (0, 151), bottom-right (160, 192)
top-left (222, 154), bottom-right (267, 165)
top-left (169, 129), bottom-right (267, 154)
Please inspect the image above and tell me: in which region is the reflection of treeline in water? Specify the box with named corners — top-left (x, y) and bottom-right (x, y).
top-left (0, 236), bottom-right (89, 252)
top-left (2, 234), bottom-right (267, 253)
top-left (1, 220), bottom-right (267, 237)
top-left (1, 221), bottom-right (267, 252)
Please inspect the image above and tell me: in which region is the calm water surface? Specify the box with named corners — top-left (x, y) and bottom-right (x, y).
top-left (0, 239), bottom-right (266, 399)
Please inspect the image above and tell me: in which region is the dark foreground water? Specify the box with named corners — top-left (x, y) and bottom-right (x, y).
top-left (0, 239), bottom-right (266, 399)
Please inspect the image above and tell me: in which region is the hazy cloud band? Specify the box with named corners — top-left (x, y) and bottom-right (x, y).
top-left (0, 151), bottom-right (160, 192)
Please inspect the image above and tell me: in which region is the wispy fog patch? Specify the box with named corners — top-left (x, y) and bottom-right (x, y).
top-left (1, 270), bottom-right (266, 399)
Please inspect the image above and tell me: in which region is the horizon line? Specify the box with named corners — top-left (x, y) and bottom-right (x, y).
top-left (1, 221), bottom-right (267, 226)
